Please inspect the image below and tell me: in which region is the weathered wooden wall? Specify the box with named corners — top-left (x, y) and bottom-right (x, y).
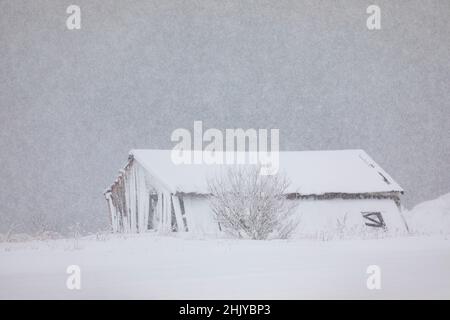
top-left (104, 157), bottom-right (188, 234)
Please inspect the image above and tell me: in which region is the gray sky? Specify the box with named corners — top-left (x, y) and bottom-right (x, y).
top-left (1, 0), bottom-right (449, 233)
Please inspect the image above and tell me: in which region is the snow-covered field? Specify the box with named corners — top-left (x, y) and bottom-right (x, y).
top-left (1, 233), bottom-right (449, 299)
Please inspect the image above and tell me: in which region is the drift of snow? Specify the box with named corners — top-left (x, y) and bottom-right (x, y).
top-left (405, 193), bottom-right (450, 235)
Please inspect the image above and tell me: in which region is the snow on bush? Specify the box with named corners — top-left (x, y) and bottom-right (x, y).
top-left (405, 193), bottom-right (450, 235)
top-left (208, 166), bottom-right (299, 240)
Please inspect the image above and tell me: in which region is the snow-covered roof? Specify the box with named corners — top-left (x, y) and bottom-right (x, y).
top-left (129, 149), bottom-right (403, 195)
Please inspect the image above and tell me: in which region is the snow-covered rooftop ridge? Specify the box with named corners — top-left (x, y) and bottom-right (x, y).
top-left (129, 149), bottom-right (403, 195)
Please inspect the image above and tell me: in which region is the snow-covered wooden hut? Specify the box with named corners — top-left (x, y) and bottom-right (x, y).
top-left (104, 149), bottom-right (408, 236)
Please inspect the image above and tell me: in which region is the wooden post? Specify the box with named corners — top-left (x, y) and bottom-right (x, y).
top-left (172, 195), bottom-right (185, 232)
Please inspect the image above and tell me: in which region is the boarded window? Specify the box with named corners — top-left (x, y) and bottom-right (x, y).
top-left (361, 212), bottom-right (386, 229)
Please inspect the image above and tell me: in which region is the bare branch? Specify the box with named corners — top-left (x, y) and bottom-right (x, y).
top-left (208, 165), bottom-right (299, 240)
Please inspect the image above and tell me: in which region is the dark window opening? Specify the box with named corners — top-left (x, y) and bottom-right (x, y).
top-left (147, 193), bottom-right (158, 230)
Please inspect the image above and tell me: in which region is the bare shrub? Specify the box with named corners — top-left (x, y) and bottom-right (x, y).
top-left (29, 212), bottom-right (57, 236)
top-left (208, 166), bottom-right (299, 240)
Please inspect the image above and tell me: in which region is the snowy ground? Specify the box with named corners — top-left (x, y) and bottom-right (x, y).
top-left (1, 233), bottom-right (450, 299)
